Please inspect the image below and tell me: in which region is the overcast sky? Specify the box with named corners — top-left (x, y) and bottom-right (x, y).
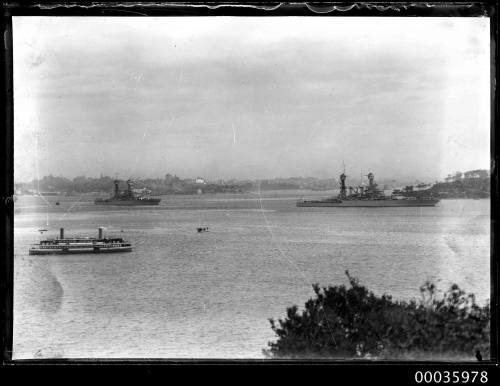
top-left (13, 16), bottom-right (490, 182)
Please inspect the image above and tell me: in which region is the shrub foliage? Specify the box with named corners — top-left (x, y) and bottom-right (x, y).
top-left (265, 271), bottom-right (490, 359)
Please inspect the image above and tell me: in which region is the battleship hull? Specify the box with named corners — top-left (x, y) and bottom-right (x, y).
top-left (297, 198), bottom-right (439, 207)
top-left (94, 198), bottom-right (161, 206)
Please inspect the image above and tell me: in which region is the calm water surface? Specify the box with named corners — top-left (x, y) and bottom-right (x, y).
top-left (13, 192), bottom-right (490, 359)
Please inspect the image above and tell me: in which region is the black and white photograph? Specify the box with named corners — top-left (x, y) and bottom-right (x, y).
top-left (8, 5), bottom-right (493, 363)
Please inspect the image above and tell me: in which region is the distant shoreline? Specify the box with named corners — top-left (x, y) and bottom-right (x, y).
top-left (13, 191), bottom-right (490, 200)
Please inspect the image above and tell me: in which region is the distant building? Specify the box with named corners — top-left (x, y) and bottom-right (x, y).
top-left (464, 169), bottom-right (489, 179)
top-left (443, 169), bottom-right (488, 182)
top-left (195, 177), bottom-right (206, 184)
top-left (444, 172), bottom-right (463, 182)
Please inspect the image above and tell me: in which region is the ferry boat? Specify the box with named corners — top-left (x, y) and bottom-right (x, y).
top-left (29, 227), bottom-right (133, 255)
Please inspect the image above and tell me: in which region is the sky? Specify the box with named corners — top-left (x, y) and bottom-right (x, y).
top-left (13, 16), bottom-right (490, 183)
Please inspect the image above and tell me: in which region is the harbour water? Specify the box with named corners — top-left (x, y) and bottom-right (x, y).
top-left (13, 192), bottom-right (490, 359)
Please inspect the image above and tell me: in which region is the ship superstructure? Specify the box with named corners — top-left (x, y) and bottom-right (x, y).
top-left (392, 183), bottom-right (433, 198)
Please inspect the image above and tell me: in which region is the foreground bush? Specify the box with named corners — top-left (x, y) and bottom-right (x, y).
top-left (264, 271), bottom-right (490, 359)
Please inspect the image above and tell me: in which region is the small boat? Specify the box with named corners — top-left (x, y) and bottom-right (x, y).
top-left (197, 227), bottom-right (209, 233)
top-left (29, 227), bottom-right (133, 255)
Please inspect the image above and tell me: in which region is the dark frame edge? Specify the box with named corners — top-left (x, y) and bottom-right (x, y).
top-left (1, 2), bottom-right (14, 366)
top-left (0, 2), bottom-right (497, 378)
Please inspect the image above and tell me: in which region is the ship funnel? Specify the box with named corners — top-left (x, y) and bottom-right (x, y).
top-left (114, 180), bottom-right (120, 198)
top-left (60, 228), bottom-right (64, 239)
top-left (98, 227), bottom-right (103, 239)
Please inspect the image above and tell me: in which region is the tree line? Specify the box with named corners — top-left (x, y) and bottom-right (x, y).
top-left (14, 174), bottom-right (339, 194)
top-left (265, 271), bottom-right (490, 360)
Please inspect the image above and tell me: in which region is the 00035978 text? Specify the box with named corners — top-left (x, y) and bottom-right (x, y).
top-left (414, 371), bottom-right (488, 384)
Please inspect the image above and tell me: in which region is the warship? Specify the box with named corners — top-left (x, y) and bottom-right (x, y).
top-left (95, 179), bottom-right (161, 206)
top-left (297, 171), bottom-right (439, 207)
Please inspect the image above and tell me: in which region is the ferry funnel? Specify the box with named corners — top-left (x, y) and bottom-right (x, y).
top-left (98, 227), bottom-right (103, 239)
top-left (60, 228), bottom-right (64, 239)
